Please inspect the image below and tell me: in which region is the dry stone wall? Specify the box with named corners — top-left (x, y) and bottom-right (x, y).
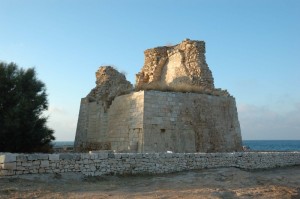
top-left (1, 152), bottom-right (300, 176)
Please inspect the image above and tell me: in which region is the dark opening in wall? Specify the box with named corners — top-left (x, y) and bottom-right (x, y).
top-left (160, 129), bottom-right (166, 133)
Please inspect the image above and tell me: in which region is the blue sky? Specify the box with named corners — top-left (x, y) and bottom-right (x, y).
top-left (1, 0), bottom-right (299, 140)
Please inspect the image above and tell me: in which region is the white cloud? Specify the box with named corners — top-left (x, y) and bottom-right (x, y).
top-left (238, 103), bottom-right (300, 140)
top-left (45, 102), bottom-right (300, 141)
top-left (46, 106), bottom-right (77, 141)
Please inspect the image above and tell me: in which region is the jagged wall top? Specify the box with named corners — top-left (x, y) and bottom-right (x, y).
top-left (136, 39), bottom-right (214, 90)
top-left (87, 66), bottom-right (133, 110)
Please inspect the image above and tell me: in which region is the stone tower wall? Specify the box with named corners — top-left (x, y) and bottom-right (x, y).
top-left (107, 91), bottom-right (144, 152)
top-left (74, 99), bottom-right (110, 151)
top-left (142, 91), bottom-right (242, 153)
top-left (74, 66), bottom-right (133, 151)
top-left (136, 39), bottom-right (214, 90)
top-left (93, 90), bottom-right (242, 153)
top-left (74, 39), bottom-right (243, 153)
top-left (75, 90), bottom-right (242, 153)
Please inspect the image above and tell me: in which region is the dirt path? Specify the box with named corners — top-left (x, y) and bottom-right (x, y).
top-left (1, 166), bottom-right (299, 198)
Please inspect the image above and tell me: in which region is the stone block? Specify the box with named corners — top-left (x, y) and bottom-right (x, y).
top-left (37, 154), bottom-right (49, 160)
top-left (21, 162), bottom-right (32, 167)
top-left (83, 159), bottom-right (89, 164)
top-left (16, 155), bottom-right (28, 161)
top-left (60, 154), bottom-right (74, 160)
top-left (49, 154), bottom-right (60, 161)
top-left (3, 162), bottom-right (16, 170)
top-left (16, 171), bottom-right (24, 175)
top-left (28, 154), bottom-right (38, 161)
top-left (32, 160), bottom-right (40, 166)
top-left (40, 160), bottom-right (49, 167)
top-left (0, 153), bottom-right (17, 163)
top-left (0, 169), bottom-right (15, 176)
top-left (16, 166), bottom-right (26, 171)
top-left (90, 165), bottom-right (96, 171)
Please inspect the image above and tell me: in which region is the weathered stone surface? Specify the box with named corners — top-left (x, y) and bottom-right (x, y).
top-left (27, 154), bottom-right (38, 161)
top-left (87, 66), bottom-right (133, 108)
top-left (37, 154), bottom-right (49, 160)
top-left (3, 162), bottom-right (16, 170)
top-left (49, 154), bottom-right (60, 161)
top-left (0, 153), bottom-right (16, 163)
top-left (74, 39), bottom-right (242, 153)
top-left (60, 154), bottom-right (75, 160)
top-left (1, 152), bottom-right (300, 176)
top-left (74, 66), bottom-right (133, 151)
top-left (40, 160), bottom-right (49, 167)
top-left (136, 39), bottom-right (214, 90)
top-left (16, 155), bottom-right (27, 161)
top-left (107, 91), bottom-right (242, 152)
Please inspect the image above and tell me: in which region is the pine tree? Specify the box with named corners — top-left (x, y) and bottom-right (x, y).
top-left (0, 62), bottom-right (55, 152)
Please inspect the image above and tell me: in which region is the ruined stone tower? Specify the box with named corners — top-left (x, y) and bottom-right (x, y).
top-left (136, 39), bottom-right (214, 90)
top-left (74, 39), bottom-right (243, 153)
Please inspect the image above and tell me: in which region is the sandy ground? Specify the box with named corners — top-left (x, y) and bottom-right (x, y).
top-left (0, 166), bottom-right (300, 199)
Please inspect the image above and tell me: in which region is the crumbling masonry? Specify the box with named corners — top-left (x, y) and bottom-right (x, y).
top-left (74, 39), bottom-right (243, 152)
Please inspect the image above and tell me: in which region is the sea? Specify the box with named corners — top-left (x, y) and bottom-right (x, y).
top-left (53, 140), bottom-right (300, 152)
top-left (242, 140), bottom-right (300, 151)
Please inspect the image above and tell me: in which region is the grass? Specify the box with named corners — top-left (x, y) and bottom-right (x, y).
top-left (135, 82), bottom-right (230, 97)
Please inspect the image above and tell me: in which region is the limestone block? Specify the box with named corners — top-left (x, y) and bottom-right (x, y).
top-left (37, 154), bottom-right (49, 160)
top-left (16, 171), bottom-right (24, 175)
top-left (81, 153), bottom-right (90, 159)
top-left (0, 169), bottom-right (15, 176)
top-left (16, 166), bottom-right (26, 171)
top-left (16, 155), bottom-right (27, 161)
top-left (27, 154), bottom-right (38, 161)
top-left (83, 159), bottom-right (89, 164)
top-left (21, 162), bottom-right (32, 167)
top-left (60, 154), bottom-right (74, 160)
top-left (40, 160), bottom-right (49, 167)
top-left (49, 154), bottom-right (60, 161)
top-left (3, 162), bottom-right (16, 170)
top-left (32, 160), bottom-right (40, 166)
top-left (90, 165), bottom-right (96, 171)
top-left (38, 168), bottom-right (46, 173)
top-left (0, 153), bottom-right (17, 163)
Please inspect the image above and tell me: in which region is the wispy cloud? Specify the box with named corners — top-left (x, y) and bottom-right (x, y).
top-left (46, 106), bottom-right (77, 141)
top-left (238, 103), bottom-right (300, 140)
top-left (45, 102), bottom-right (300, 141)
